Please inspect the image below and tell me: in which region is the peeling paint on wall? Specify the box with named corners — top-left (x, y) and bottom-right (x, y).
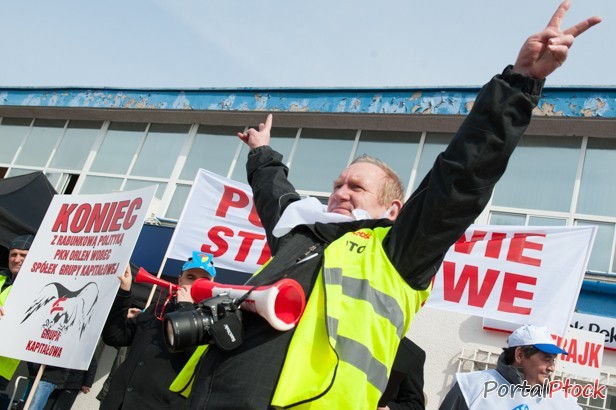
top-left (0, 87), bottom-right (613, 118)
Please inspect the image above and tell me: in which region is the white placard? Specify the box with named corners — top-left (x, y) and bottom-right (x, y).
top-left (427, 226), bottom-right (596, 336)
top-left (0, 186), bottom-right (156, 370)
top-left (167, 169), bottom-right (269, 273)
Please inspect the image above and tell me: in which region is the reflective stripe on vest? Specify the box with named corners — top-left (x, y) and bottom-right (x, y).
top-left (335, 335), bottom-right (389, 393)
top-left (271, 226), bottom-right (431, 409)
top-left (324, 269), bottom-right (406, 339)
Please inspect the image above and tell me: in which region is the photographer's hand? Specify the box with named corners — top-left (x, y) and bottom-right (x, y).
top-left (118, 265), bottom-right (132, 291)
top-left (176, 285), bottom-right (194, 303)
top-left (127, 308), bottom-right (142, 319)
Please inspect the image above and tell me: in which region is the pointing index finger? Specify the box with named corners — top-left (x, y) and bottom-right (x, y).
top-left (265, 114), bottom-right (273, 132)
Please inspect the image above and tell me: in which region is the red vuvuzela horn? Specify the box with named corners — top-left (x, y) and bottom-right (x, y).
top-left (191, 278), bottom-right (306, 331)
top-left (134, 267), bottom-right (179, 293)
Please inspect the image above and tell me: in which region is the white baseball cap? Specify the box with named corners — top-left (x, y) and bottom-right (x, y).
top-left (507, 325), bottom-right (568, 355)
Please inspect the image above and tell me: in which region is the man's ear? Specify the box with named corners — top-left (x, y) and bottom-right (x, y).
top-left (513, 347), bottom-right (524, 365)
top-left (387, 200), bottom-right (403, 221)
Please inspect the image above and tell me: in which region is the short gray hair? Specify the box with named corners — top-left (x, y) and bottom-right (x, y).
top-left (350, 154), bottom-right (404, 204)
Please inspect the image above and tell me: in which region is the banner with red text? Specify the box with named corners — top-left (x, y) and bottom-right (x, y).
top-left (483, 318), bottom-right (604, 379)
top-left (427, 225), bottom-right (596, 336)
top-left (167, 169), bottom-right (269, 274)
top-left (0, 186), bottom-right (156, 370)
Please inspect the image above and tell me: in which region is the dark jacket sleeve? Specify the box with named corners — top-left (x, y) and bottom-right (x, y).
top-left (102, 289), bottom-right (136, 347)
top-left (386, 66), bottom-right (544, 289)
top-left (387, 360), bottom-right (425, 410)
top-left (439, 382), bottom-right (469, 410)
top-left (246, 145), bottom-right (302, 253)
top-left (82, 355), bottom-right (98, 388)
top-left (383, 339), bottom-right (426, 410)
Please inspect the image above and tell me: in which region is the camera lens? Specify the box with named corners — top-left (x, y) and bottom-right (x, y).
top-left (163, 308), bottom-right (213, 352)
top-left (165, 320), bottom-right (175, 347)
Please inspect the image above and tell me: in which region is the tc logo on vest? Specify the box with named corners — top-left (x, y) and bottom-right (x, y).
top-left (346, 240), bottom-right (366, 253)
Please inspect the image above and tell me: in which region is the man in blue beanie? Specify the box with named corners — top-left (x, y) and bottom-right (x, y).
top-left (101, 251), bottom-right (216, 410)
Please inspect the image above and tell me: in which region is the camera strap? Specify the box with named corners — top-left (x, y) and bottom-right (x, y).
top-left (210, 312), bottom-right (244, 351)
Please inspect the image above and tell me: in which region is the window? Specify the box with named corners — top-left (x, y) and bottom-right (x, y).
top-left (181, 125), bottom-right (240, 180)
top-left (49, 120), bottom-right (102, 170)
top-left (166, 184), bottom-right (192, 219)
top-left (489, 212), bottom-right (526, 226)
top-left (0, 117), bottom-right (32, 164)
top-left (411, 133), bottom-right (451, 191)
top-left (13, 119), bottom-right (66, 167)
top-left (492, 135), bottom-right (581, 212)
top-left (576, 220), bottom-right (615, 274)
top-left (91, 122), bottom-right (146, 174)
top-left (45, 172), bottom-right (79, 194)
top-left (577, 138), bottom-right (616, 218)
top-left (5, 168), bottom-right (36, 177)
top-left (488, 213), bottom-right (568, 227)
top-left (131, 124), bottom-right (190, 178)
top-left (124, 179), bottom-right (167, 200)
top-left (357, 130), bottom-right (421, 191)
top-left (79, 175), bottom-right (123, 194)
top-left (289, 128), bottom-right (356, 192)
top-left (528, 216), bottom-right (566, 226)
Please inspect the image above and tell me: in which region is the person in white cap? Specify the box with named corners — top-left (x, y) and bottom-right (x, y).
top-left (439, 324), bottom-right (579, 409)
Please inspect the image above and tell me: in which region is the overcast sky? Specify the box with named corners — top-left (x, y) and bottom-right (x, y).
top-left (0, 0), bottom-right (613, 89)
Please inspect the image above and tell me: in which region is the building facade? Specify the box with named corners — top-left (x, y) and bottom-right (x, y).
top-left (1, 82), bottom-right (615, 409)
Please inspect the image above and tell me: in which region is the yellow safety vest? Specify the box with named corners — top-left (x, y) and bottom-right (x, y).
top-left (169, 345), bottom-right (209, 398)
top-left (0, 276), bottom-right (20, 381)
top-left (171, 227), bottom-right (431, 408)
top-left (271, 226), bottom-right (430, 409)
top-left (0, 276), bottom-right (11, 305)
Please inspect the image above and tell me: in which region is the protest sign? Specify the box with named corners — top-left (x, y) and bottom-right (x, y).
top-left (427, 226), bottom-right (596, 336)
top-left (484, 318), bottom-right (604, 379)
top-left (556, 327), bottom-right (604, 379)
top-left (167, 169), bottom-right (269, 274)
top-left (0, 186), bottom-right (156, 370)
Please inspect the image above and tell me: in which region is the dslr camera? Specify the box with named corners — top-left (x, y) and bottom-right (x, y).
top-left (163, 294), bottom-right (243, 352)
